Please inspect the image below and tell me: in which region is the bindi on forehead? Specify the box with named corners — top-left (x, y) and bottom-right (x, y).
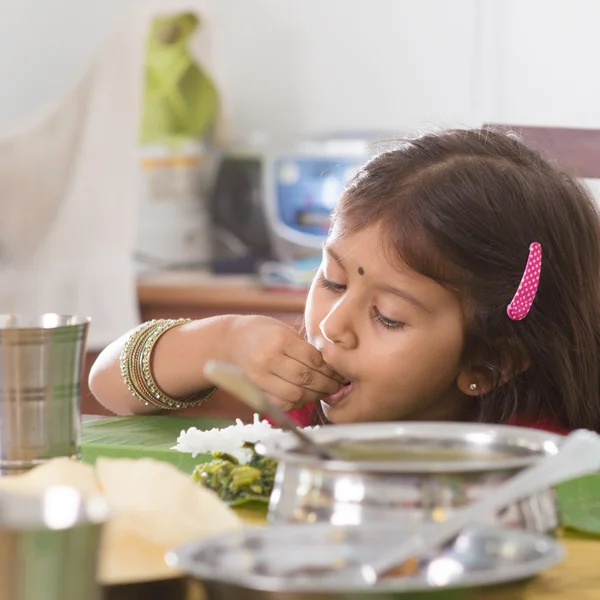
top-left (357, 266), bottom-right (365, 276)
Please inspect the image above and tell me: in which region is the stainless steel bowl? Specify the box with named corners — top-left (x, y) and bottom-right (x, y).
top-left (258, 422), bottom-right (562, 532)
top-left (168, 522), bottom-right (564, 600)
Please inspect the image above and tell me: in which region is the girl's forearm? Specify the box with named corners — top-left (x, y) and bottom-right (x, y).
top-left (88, 315), bottom-right (235, 415)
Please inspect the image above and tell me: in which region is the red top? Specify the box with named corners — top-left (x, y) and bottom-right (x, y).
top-left (266, 404), bottom-right (570, 435)
top-left (507, 415), bottom-right (570, 435)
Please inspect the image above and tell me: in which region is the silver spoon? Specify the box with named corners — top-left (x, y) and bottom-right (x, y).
top-left (203, 360), bottom-right (336, 460)
top-left (355, 428), bottom-right (600, 585)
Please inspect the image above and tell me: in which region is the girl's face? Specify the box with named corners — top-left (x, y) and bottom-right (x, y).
top-left (304, 222), bottom-right (469, 424)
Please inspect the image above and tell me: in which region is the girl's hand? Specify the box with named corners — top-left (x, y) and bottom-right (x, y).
top-left (223, 315), bottom-right (345, 410)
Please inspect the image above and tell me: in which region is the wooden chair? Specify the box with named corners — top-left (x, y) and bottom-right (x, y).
top-left (483, 124), bottom-right (600, 179)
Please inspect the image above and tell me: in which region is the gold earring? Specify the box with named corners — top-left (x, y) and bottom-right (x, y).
top-left (469, 383), bottom-right (477, 391)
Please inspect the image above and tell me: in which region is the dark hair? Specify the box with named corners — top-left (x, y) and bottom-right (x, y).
top-left (325, 128), bottom-right (600, 431)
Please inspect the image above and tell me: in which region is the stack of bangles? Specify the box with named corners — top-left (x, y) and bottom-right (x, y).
top-left (119, 318), bottom-right (217, 410)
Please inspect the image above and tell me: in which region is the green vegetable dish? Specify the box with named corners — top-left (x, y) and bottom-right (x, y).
top-left (192, 442), bottom-right (277, 506)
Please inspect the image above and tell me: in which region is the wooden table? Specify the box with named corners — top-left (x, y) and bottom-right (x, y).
top-left (470, 534), bottom-right (600, 599)
top-left (137, 271), bottom-right (307, 324)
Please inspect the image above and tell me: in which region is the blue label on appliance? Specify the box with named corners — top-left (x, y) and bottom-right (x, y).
top-left (274, 157), bottom-right (360, 236)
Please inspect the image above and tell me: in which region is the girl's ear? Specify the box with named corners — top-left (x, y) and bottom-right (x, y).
top-left (457, 368), bottom-right (497, 396)
top-left (457, 341), bottom-right (531, 396)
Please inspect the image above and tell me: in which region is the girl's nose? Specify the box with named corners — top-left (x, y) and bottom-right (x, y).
top-left (319, 300), bottom-right (358, 349)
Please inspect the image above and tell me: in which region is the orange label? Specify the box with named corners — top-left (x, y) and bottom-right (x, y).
top-left (141, 155), bottom-right (205, 170)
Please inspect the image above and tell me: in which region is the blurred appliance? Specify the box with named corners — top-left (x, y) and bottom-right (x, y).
top-left (209, 144), bottom-right (273, 269)
top-left (136, 140), bottom-right (219, 271)
top-left (210, 133), bottom-right (389, 269)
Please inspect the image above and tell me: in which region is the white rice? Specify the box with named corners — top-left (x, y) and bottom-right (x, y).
top-left (172, 413), bottom-right (319, 463)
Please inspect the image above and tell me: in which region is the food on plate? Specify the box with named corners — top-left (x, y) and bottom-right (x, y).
top-left (0, 456), bottom-right (240, 585)
top-left (192, 442), bottom-right (277, 505)
top-left (173, 413), bottom-right (318, 463)
top-left (323, 441), bottom-right (514, 462)
top-left (175, 413), bottom-right (317, 504)
top-left (385, 556), bottom-right (421, 578)
top-left (0, 458), bottom-right (99, 496)
top-left (95, 457), bottom-right (240, 545)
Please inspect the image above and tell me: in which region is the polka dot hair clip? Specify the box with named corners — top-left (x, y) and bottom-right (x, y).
top-left (507, 242), bottom-right (542, 321)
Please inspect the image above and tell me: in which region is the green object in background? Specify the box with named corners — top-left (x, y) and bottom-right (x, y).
top-left (81, 416), bottom-right (232, 474)
top-left (140, 12), bottom-right (219, 145)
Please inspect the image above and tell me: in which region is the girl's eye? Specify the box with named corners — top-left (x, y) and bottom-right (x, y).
top-left (319, 276), bottom-right (346, 293)
top-left (372, 306), bottom-right (406, 331)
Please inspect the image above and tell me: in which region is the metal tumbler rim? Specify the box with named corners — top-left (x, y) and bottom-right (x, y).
top-left (0, 314), bottom-right (91, 330)
top-left (0, 486), bottom-right (109, 530)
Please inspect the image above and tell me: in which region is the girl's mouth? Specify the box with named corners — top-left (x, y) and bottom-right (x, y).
top-left (322, 381), bottom-right (353, 406)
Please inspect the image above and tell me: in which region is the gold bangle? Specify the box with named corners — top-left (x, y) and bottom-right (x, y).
top-left (121, 320), bottom-right (187, 409)
top-left (140, 318), bottom-right (217, 410)
top-left (141, 319), bottom-right (197, 408)
top-left (120, 321), bottom-right (159, 406)
top-left (121, 319), bottom-right (218, 410)
top-left (130, 323), bottom-right (169, 409)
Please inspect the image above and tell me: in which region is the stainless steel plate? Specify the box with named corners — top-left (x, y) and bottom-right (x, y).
top-left (169, 523), bottom-right (564, 596)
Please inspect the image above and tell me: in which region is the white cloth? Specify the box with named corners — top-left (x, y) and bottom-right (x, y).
top-left (0, 1), bottom-right (219, 349)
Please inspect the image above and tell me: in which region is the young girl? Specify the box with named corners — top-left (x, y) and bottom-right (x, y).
top-left (89, 128), bottom-right (600, 433)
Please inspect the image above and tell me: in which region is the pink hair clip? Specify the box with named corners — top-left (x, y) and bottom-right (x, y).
top-left (507, 242), bottom-right (542, 321)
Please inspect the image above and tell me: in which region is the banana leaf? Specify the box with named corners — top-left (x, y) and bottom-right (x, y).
top-left (556, 474), bottom-right (600, 536)
top-left (81, 416), bottom-right (232, 474)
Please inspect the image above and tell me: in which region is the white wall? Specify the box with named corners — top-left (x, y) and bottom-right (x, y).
top-left (1, 0), bottom-right (600, 138)
top-left (205, 0), bottom-right (481, 139)
top-left (204, 0), bottom-right (600, 136)
top-left (0, 0), bottom-right (482, 139)
top-left (0, 0), bottom-right (137, 134)
top-left (479, 0), bottom-right (600, 128)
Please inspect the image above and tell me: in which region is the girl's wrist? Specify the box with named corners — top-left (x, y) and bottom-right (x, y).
top-left (183, 315), bottom-right (240, 388)
top-left (207, 314), bottom-right (239, 366)
top-left (149, 316), bottom-right (230, 397)
top-left (211, 314), bottom-right (248, 368)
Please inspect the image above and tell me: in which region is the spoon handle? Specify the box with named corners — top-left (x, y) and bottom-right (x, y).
top-left (204, 360), bottom-right (332, 459)
top-left (365, 429), bottom-right (600, 581)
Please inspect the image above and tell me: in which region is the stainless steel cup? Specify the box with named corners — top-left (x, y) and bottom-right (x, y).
top-left (0, 314), bottom-right (91, 475)
top-left (0, 486), bottom-right (108, 600)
